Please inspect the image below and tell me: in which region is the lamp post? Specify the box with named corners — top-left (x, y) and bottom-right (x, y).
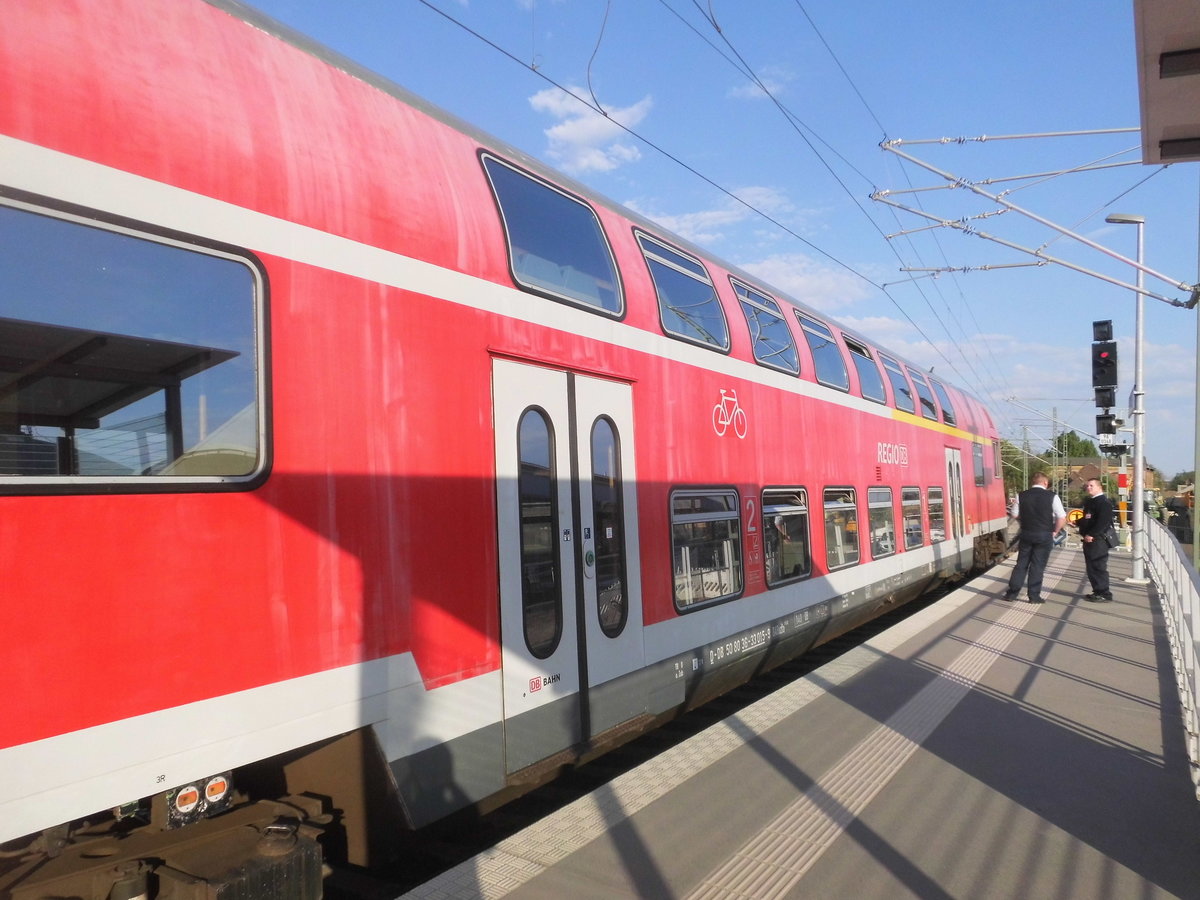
top-left (1105, 213), bottom-right (1148, 583)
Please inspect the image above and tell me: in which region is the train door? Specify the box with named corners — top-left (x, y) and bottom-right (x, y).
top-left (945, 447), bottom-right (966, 541)
top-left (493, 358), bottom-right (643, 774)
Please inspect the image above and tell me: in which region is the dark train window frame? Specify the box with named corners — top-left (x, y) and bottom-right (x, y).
top-left (762, 487), bottom-right (811, 587)
top-left (481, 153), bottom-right (624, 318)
top-left (823, 486), bottom-right (860, 570)
top-left (795, 313), bottom-right (850, 392)
top-left (731, 278), bottom-right (800, 375)
top-left (0, 191), bottom-right (269, 496)
top-left (637, 232), bottom-right (731, 353)
top-left (929, 378), bottom-right (958, 427)
top-left (927, 486), bottom-right (946, 543)
top-left (973, 442), bottom-right (986, 486)
top-left (902, 486), bottom-right (924, 549)
top-left (517, 406), bottom-right (564, 660)
top-left (992, 440), bottom-right (1002, 479)
top-left (590, 415), bottom-right (629, 639)
top-left (867, 486), bottom-right (897, 559)
top-left (843, 335), bottom-right (887, 404)
top-left (670, 487), bottom-right (743, 612)
top-left (880, 355), bottom-right (915, 414)
top-left (906, 367), bottom-right (939, 421)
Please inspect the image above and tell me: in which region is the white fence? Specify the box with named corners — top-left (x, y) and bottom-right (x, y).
top-left (1144, 517), bottom-right (1200, 800)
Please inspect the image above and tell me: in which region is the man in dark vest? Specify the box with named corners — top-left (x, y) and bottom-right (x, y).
top-left (1077, 476), bottom-right (1115, 602)
top-left (1003, 472), bottom-right (1066, 604)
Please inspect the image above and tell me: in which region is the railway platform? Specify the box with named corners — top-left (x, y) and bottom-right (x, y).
top-left (400, 546), bottom-right (1200, 899)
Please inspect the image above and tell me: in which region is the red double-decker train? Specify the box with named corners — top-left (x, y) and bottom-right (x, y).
top-left (0, 2), bottom-right (1008, 896)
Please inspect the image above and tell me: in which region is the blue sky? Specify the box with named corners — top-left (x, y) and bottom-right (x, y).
top-left (249, 0), bottom-right (1200, 479)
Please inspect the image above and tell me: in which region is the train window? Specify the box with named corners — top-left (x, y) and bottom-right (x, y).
top-left (591, 417), bottom-right (628, 638)
top-left (482, 155), bottom-right (622, 316)
top-left (795, 314), bottom-right (849, 391)
top-left (973, 443), bottom-right (986, 486)
top-left (867, 487), bottom-right (897, 559)
top-left (880, 356), bottom-right (915, 414)
top-left (823, 487), bottom-right (859, 569)
top-left (902, 487), bottom-right (924, 549)
top-left (928, 487), bottom-right (946, 543)
top-left (929, 379), bottom-right (957, 427)
top-left (906, 368), bottom-right (939, 420)
top-left (732, 280), bottom-right (799, 375)
top-left (671, 489), bottom-right (742, 610)
top-left (763, 488), bottom-right (810, 585)
top-left (993, 440), bottom-right (1002, 479)
top-left (519, 409), bottom-right (563, 658)
top-left (0, 201), bottom-right (262, 491)
top-left (638, 233), bottom-right (730, 351)
top-left (843, 337), bottom-right (886, 404)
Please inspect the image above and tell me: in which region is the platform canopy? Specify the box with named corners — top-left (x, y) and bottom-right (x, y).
top-left (1134, 0), bottom-right (1200, 163)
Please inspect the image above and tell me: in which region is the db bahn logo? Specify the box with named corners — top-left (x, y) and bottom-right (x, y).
top-left (529, 673), bottom-right (562, 692)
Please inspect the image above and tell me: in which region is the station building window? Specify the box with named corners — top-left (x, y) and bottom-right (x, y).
top-left (482, 155), bottom-right (622, 315)
top-left (902, 487), bottom-right (924, 549)
top-left (928, 487), bottom-right (946, 543)
top-left (733, 280), bottom-right (799, 375)
top-left (796, 314), bottom-right (849, 391)
top-left (518, 409), bottom-right (562, 658)
top-left (671, 489), bottom-right (742, 610)
top-left (763, 488), bottom-right (810, 585)
top-left (867, 487), bottom-right (897, 558)
top-left (906, 367), bottom-right (939, 420)
top-left (638, 233), bottom-right (730, 352)
top-left (823, 487), bottom-right (859, 569)
top-left (930, 379), bottom-right (957, 427)
top-left (0, 199), bottom-right (263, 491)
top-left (844, 336), bottom-right (887, 404)
top-left (880, 355), bottom-right (915, 414)
top-left (591, 417), bottom-right (628, 638)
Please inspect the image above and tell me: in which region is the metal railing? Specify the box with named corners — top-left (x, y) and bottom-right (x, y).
top-left (1144, 517), bottom-right (1200, 800)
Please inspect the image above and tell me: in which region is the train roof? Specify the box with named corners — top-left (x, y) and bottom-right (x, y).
top-left (212, 0), bottom-right (982, 421)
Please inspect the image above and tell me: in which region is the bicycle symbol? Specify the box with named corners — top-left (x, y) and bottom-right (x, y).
top-left (712, 388), bottom-right (747, 439)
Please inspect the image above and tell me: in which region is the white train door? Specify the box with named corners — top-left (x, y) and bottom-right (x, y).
top-left (493, 359), bottom-right (643, 774)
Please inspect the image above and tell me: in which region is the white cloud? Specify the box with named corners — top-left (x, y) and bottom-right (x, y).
top-left (625, 186), bottom-right (793, 245)
top-left (726, 66), bottom-right (793, 101)
top-left (529, 86), bottom-right (651, 174)
top-left (739, 252), bottom-right (871, 313)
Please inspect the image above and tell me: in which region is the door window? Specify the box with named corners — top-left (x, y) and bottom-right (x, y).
top-left (591, 417), bottom-right (628, 637)
top-left (519, 409), bottom-right (562, 657)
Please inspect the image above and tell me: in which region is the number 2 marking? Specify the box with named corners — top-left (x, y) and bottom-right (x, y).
top-left (745, 496), bottom-right (758, 533)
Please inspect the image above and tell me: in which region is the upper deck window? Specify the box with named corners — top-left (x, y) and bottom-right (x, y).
top-left (844, 336), bottom-right (886, 404)
top-left (638, 233), bottom-right (730, 351)
top-left (880, 356), bottom-right (915, 414)
top-left (482, 155), bottom-right (622, 315)
top-left (929, 379), bottom-right (957, 427)
top-left (0, 200), bottom-right (263, 492)
top-left (906, 367), bottom-right (939, 420)
top-left (732, 280), bottom-right (799, 374)
top-left (795, 314), bottom-right (849, 391)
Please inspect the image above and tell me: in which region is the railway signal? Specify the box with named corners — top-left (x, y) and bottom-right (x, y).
top-left (1091, 340), bottom-right (1118, 388)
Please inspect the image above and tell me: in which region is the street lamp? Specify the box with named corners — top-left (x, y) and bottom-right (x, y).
top-left (1105, 213), bottom-right (1148, 584)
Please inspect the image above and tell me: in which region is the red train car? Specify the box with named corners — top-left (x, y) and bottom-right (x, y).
top-left (0, 1), bottom-right (1008, 895)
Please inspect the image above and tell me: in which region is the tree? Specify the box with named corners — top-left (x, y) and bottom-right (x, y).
top-left (1050, 430), bottom-right (1098, 459)
top-left (1000, 438), bottom-right (1048, 498)
top-left (1170, 471), bottom-right (1195, 489)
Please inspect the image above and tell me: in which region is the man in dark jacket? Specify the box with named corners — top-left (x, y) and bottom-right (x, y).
top-left (1077, 477), bottom-right (1115, 602)
top-left (1004, 472), bottom-right (1066, 604)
